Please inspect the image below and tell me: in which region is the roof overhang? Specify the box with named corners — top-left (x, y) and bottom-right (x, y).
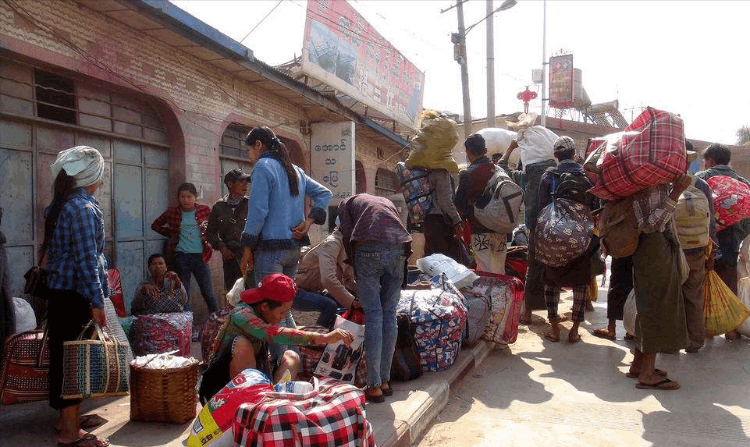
top-left (73, 0), bottom-right (410, 147)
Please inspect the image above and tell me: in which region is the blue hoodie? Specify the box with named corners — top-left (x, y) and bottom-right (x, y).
top-left (241, 153), bottom-right (332, 250)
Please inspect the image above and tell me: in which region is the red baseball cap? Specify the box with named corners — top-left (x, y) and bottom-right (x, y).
top-left (241, 273), bottom-right (297, 305)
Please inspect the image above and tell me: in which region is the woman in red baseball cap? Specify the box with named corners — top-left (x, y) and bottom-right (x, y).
top-left (199, 273), bottom-right (353, 403)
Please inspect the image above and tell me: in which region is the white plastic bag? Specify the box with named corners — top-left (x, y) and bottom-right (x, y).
top-left (416, 253), bottom-right (479, 289)
top-left (13, 297), bottom-right (36, 333)
top-left (623, 290), bottom-right (636, 337)
top-left (517, 125), bottom-right (558, 169)
top-left (737, 277), bottom-right (750, 337)
top-left (226, 276), bottom-right (245, 307)
top-left (476, 128), bottom-right (517, 160)
top-left (314, 315), bottom-right (365, 383)
top-left (738, 234), bottom-right (750, 279)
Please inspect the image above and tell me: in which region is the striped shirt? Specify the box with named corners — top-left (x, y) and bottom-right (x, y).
top-left (632, 184), bottom-right (677, 234)
top-left (47, 188), bottom-right (109, 308)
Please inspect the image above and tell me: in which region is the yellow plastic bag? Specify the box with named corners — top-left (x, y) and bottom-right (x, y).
top-left (703, 270), bottom-right (750, 336)
top-left (405, 110), bottom-right (459, 173)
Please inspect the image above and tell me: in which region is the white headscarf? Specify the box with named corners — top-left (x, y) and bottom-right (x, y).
top-left (50, 146), bottom-right (104, 188)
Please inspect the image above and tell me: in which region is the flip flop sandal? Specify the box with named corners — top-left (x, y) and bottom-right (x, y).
top-left (635, 378), bottom-right (680, 390)
top-left (543, 332), bottom-right (560, 342)
top-left (380, 382), bottom-right (393, 397)
top-left (567, 333), bottom-right (581, 344)
top-left (55, 414), bottom-right (107, 433)
top-left (592, 328), bottom-right (616, 340)
top-left (626, 368), bottom-right (667, 379)
top-left (57, 433), bottom-right (110, 447)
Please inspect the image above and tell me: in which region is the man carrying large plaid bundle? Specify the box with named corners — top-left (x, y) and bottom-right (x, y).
top-left (696, 143), bottom-right (750, 341)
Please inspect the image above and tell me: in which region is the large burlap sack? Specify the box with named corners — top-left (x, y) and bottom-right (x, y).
top-left (406, 110), bottom-right (459, 172)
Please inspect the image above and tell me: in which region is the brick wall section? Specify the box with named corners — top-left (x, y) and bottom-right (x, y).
top-left (0, 0), bottom-right (407, 316)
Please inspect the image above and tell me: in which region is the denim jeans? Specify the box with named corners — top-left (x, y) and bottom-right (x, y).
top-left (293, 290), bottom-right (339, 328)
top-left (254, 247), bottom-right (300, 358)
top-left (354, 242), bottom-right (406, 387)
top-left (173, 252), bottom-right (218, 313)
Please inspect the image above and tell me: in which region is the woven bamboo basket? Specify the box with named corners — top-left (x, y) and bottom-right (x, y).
top-left (129, 362), bottom-right (199, 424)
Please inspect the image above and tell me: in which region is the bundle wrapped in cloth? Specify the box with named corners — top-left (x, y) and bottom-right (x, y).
top-left (584, 107), bottom-right (687, 201)
top-left (405, 110), bottom-right (459, 173)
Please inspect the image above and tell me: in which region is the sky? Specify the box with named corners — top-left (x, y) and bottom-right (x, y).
top-left (172, 0), bottom-right (749, 145)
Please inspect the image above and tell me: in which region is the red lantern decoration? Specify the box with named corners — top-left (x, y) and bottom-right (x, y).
top-left (517, 87), bottom-right (538, 114)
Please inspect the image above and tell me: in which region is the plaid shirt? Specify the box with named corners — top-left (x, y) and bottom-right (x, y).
top-left (47, 188), bottom-right (109, 308)
top-left (632, 184), bottom-right (677, 234)
top-left (151, 204), bottom-right (213, 263)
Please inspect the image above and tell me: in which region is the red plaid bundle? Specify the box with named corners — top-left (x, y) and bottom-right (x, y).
top-left (232, 377), bottom-right (375, 447)
top-left (585, 107), bottom-right (686, 200)
top-left (706, 175), bottom-right (750, 232)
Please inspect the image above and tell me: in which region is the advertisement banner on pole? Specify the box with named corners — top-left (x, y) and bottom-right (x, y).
top-left (549, 54), bottom-right (574, 109)
top-left (302, 0), bottom-right (425, 129)
top-left (310, 121), bottom-right (356, 207)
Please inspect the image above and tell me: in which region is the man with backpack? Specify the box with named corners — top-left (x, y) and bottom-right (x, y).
top-left (499, 132), bottom-right (558, 324)
top-left (696, 143), bottom-right (750, 341)
top-left (454, 134), bottom-right (507, 274)
top-left (535, 136), bottom-right (599, 343)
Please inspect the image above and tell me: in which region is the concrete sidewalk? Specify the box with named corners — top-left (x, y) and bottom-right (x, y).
top-left (0, 337), bottom-right (494, 447)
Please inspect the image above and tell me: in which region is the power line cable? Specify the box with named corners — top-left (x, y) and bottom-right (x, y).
top-left (239, 0), bottom-right (284, 44)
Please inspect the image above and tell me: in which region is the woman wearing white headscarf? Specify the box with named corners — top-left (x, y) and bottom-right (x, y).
top-left (46, 146), bottom-right (111, 447)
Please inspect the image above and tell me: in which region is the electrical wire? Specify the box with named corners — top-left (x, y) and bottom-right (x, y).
top-left (239, 0), bottom-right (284, 44)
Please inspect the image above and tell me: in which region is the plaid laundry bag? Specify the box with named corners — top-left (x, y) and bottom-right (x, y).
top-left (470, 272), bottom-right (524, 345)
top-left (133, 312), bottom-right (192, 356)
top-left (0, 328), bottom-right (50, 405)
top-left (706, 175), bottom-right (750, 232)
top-left (397, 275), bottom-right (467, 372)
top-left (586, 107), bottom-right (686, 200)
top-left (61, 322), bottom-right (130, 399)
top-left (232, 377), bottom-right (374, 447)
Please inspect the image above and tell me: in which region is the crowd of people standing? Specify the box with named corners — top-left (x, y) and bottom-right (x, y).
top-left (33, 123), bottom-right (748, 445)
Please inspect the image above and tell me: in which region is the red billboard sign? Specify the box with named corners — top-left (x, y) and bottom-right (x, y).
top-left (302, 0), bottom-right (425, 128)
top-left (549, 54), bottom-right (574, 109)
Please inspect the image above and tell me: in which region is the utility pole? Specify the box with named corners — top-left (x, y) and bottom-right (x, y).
top-left (486, 0), bottom-right (495, 128)
top-left (456, 1), bottom-right (472, 137)
top-left (541, 0), bottom-right (547, 127)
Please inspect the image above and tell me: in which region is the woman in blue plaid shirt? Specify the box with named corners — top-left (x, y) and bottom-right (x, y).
top-left (46, 146), bottom-right (110, 447)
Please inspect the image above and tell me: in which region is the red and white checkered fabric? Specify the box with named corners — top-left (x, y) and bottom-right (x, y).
top-left (232, 377), bottom-right (374, 447)
top-left (586, 107), bottom-right (686, 200)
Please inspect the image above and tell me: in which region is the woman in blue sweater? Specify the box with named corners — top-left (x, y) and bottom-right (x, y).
top-left (240, 127), bottom-right (332, 283)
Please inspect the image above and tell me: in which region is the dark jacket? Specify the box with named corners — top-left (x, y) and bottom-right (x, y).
top-left (206, 196), bottom-right (249, 258)
top-left (498, 158), bottom-right (557, 230)
top-left (454, 156), bottom-right (495, 233)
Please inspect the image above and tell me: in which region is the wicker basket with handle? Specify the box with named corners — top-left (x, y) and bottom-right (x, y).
top-left (129, 360), bottom-right (199, 424)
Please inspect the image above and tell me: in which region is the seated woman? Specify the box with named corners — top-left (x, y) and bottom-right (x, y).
top-left (131, 254), bottom-right (188, 315)
top-left (199, 273), bottom-right (353, 403)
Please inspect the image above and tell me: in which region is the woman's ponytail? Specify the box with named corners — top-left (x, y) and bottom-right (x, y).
top-left (246, 127), bottom-right (300, 197)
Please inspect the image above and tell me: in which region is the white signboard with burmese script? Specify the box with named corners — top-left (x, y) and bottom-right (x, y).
top-left (310, 121), bottom-right (355, 207)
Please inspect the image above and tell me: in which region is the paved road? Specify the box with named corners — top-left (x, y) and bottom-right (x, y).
top-left (417, 289), bottom-right (750, 447)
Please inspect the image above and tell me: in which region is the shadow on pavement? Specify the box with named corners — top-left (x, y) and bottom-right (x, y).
top-left (107, 420), bottom-right (193, 447)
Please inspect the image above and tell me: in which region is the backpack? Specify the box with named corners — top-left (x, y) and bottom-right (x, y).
top-left (396, 162), bottom-right (434, 225)
top-left (674, 177), bottom-right (711, 249)
top-left (473, 167), bottom-right (524, 234)
top-left (553, 170), bottom-right (592, 205)
top-left (598, 196), bottom-right (640, 258)
top-left (706, 175), bottom-right (750, 232)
